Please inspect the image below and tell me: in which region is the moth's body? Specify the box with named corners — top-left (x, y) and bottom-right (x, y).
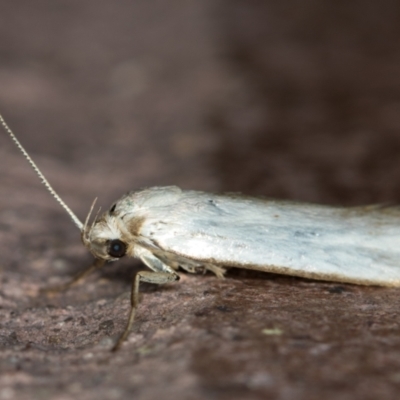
top-left (88, 185), bottom-right (400, 287)
top-left (2, 113), bottom-right (400, 350)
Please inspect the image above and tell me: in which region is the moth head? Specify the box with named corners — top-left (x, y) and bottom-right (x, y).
top-left (81, 199), bottom-right (128, 261)
top-left (0, 114), bottom-right (129, 262)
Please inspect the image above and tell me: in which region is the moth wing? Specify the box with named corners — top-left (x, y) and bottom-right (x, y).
top-left (136, 190), bottom-right (400, 286)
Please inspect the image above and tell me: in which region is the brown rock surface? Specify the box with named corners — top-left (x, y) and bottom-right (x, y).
top-left (1, 1), bottom-right (400, 399)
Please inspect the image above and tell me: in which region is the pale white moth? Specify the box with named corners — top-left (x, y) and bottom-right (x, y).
top-left (2, 114), bottom-right (400, 350)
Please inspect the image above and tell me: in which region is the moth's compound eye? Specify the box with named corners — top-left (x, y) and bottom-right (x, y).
top-left (108, 239), bottom-right (127, 258)
top-left (109, 204), bottom-right (117, 214)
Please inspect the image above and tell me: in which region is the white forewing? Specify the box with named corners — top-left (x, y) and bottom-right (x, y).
top-left (121, 187), bottom-right (400, 287)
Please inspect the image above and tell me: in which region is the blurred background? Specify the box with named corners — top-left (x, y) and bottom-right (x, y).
top-left (2, 2), bottom-right (400, 400)
top-left (2, 0), bottom-right (400, 210)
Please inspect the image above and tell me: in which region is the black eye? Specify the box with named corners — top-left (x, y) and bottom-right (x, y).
top-left (108, 239), bottom-right (126, 258)
top-left (109, 204), bottom-right (116, 214)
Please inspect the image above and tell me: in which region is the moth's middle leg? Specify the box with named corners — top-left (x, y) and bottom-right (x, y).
top-left (112, 248), bottom-right (179, 351)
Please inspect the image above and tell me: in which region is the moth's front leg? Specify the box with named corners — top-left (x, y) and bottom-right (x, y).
top-left (112, 247), bottom-right (179, 351)
top-left (41, 258), bottom-right (105, 294)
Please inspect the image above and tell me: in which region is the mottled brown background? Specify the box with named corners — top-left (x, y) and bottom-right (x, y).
top-left (1, 1), bottom-right (400, 399)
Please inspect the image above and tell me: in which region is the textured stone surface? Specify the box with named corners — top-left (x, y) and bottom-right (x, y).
top-left (1, 1), bottom-right (400, 399)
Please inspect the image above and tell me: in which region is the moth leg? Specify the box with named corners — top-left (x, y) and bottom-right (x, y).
top-left (178, 263), bottom-right (226, 278)
top-left (41, 258), bottom-right (105, 294)
top-left (112, 250), bottom-right (179, 351)
top-left (203, 264), bottom-right (226, 279)
top-left (178, 264), bottom-right (199, 274)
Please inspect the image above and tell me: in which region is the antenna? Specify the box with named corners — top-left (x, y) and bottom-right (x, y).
top-left (0, 113), bottom-right (84, 231)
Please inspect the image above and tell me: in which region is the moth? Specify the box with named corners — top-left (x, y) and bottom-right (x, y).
top-left (2, 114), bottom-right (400, 351)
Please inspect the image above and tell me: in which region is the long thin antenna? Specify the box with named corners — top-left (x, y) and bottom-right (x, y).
top-left (0, 113), bottom-right (84, 230)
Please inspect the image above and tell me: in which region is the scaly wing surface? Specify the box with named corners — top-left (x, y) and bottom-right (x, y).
top-left (128, 187), bottom-right (400, 286)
